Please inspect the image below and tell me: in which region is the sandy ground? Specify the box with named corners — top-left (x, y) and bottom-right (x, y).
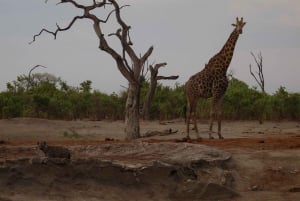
top-left (0, 118), bottom-right (300, 201)
top-left (1, 117), bottom-right (299, 141)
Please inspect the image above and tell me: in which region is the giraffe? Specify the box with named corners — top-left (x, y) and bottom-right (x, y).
top-left (185, 17), bottom-right (246, 139)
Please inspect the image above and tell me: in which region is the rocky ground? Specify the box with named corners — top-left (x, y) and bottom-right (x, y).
top-left (0, 118), bottom-right (300, 201)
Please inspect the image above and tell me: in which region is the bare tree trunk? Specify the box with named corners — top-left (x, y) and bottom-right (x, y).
top-left (125, 82), bottom-right (140, 139)
top-left (142, 63), bottom-right (178, 120)
top-left (143, 78), bottom-right (157, 120)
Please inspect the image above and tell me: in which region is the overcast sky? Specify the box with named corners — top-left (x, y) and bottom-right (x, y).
top-left (0, 0), bottom-right (299, 94)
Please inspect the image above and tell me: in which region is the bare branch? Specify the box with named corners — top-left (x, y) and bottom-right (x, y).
top-left (249, 64), bottom-right (263, 89)
top-left (108, 28), bottom-right (122, 38)
top-left (62, 0), bottom-right (86, 9)
top-left (30, 15), bottom-right (85, 44)
top-left (149, 62), bottom-right (167, 80)
top-left (153, 62), bottom-right (167, 71)
top-left (149, 62), bottom-right (168, 78)
top-left (249, 51), bottom-right (265, 93)
top-left (127, 29), bottom-right (133, 45)
top-left (93, 22), bottom-right (136, 84)
top-left (141, 60), bottom-right (149, 79)
top-left (108, 0), bottom-right (138, 63)
top-left (31, 0), bottom-right (117, 44)
top-left (141, 46), bottom-right (154, 64)
top-left (109, 0), bottom-right (129, 30)
top-left (29, 65), bottom-right (47, 73)
top-left (27, 65), bottom-right (47, 91)
top-left (251, 52), bottom-right (261, 68)
top-left (108, 28), bottom-right (133, 75)
top-left (156, 75), bottom-right (179, 80)
top-left (99, 5), bottom-right (129, 23)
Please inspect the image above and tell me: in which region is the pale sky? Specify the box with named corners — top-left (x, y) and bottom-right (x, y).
top-left (0, 0), bottom-right (299, 94)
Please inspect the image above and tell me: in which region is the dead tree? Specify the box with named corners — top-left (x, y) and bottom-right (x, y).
top-left (249, 52), bottom-right (265, 93)
top-left (249, 51), bottom-right (266, 124)
top-left (30, 0), bottom-right (155, 139)
top-left (27, 65), bottom-right (47, 91)
top-left (142, 62), bottom-right (179, 120)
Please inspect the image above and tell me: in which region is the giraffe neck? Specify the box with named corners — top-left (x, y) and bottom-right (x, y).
top-left (218, 29), bottom-right (240, 68)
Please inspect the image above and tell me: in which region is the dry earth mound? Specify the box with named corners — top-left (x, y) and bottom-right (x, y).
top-left (0, 142), bottom-right (237, 201)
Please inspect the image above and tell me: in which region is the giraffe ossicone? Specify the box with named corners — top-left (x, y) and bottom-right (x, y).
top-left (185, 17), bottom-right (246, 139)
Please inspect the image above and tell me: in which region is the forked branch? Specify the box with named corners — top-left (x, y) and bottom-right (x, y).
top-left (150, 62), bottom-right (178, 81)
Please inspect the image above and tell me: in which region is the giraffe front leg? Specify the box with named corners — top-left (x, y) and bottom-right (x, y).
top-left (216, 95), bottom-right (225, 139)
top-left (193, 111), bottom-right (201, 139)
top-left (209, 96), bottom-right (221, 139)
top-left (217, 117), bottom-right (224, 139)
top-left (217, 111), bottom-right (224, 139)
top-left (209, 107), bottom-right (215, 139)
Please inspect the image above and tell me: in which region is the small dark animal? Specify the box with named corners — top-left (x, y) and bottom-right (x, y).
top-left (37, 141), bottom-right (71, 159)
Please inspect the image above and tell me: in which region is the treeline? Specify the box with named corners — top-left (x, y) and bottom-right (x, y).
top-left (0, 73), bottom-right (299, 121)
top-left (0, 73), bottom-right (126, 120)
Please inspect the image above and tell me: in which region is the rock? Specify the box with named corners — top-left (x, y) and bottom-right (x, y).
top-left (72, 142), bottom-right (231, 169)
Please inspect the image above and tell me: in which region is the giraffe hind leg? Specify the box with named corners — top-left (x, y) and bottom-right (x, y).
top-left (209, 98), bottom-right (216, 139)
top-left (208, 112), bottom-right (215, 139)
top-left (192, 110), bottom-right (201, 139)
top-left (190, 100), bottom-right (201, 139)
top-left (186, 99), bottom-right (201, 139)
top-left (186, 102), bottom-right (191, 139)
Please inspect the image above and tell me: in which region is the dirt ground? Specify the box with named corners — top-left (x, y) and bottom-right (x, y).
top-left (0, 118), bottom-right (300, 201)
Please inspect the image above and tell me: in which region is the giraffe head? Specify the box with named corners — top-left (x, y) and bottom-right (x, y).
top-left (232, 17), bottom-right (246, 34)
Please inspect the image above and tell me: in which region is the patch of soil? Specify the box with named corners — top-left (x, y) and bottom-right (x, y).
top-left (145, 136), bottom-right (300, 150)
